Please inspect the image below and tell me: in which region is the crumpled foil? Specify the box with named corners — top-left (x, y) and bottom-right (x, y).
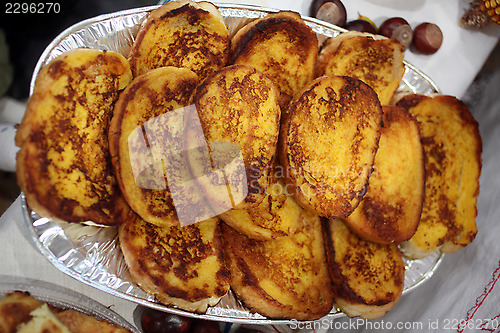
top-left (23, 3), bottom-right (442, 325)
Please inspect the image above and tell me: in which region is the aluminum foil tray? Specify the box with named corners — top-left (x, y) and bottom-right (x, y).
top-left (0, 275), bottom-right (140, 332)
top-left (23, 3), bottom-right (443, 325)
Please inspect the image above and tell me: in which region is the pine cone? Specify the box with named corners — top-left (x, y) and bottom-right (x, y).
top-left (460, 0), bottom-right (500, 29)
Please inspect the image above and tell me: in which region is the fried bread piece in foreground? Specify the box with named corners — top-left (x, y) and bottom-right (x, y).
top-left (222, 211), bottom-right (334, 320)
top-left (128, 0), bottom-right (230, 79)
top-left (109, 66), bottom-right (201, 227)
top-left (118, 216), bottom-right (230, 313)
top-left (324, 219), bottom-right (405, 319)
top-left (16, 48), bottom-right (133, 226)
top-left (0, 292), bottom-right (130, 333)
top-left (229, 11), bottom-right (318, 97)
top-left (279, 75), bottom-right (382, 218)
top-left (0, 291), bottom-right (43, 332)
top-left (345, 106), bottom-right (424, 243)
top-left (55, 309), bottom-right (130, 333)
top-left (17, 305), bottom-right (71, 333)
top-left (397, 94), bottom-right (482, 258)
top-left (316, 31), bottom-right (405, 105)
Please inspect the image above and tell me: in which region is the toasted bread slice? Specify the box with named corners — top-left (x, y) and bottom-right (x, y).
top-left (0, 291), bottom-right (43, 332)
top-left (118, 215), bottom-right (230, 313)
top-left (55, 309), bottom-right (130, 333)
top-left (17, 305), bottom-right (71, 333)
top-left (397, 94), bottom-right (482, 258)
top-left (316, 31), bottom-right (405, 105)
top-left (191, 64), bottom-right (282, 210)
top-left (218, 177), bottom-right (304, 240)
top-left (345, 106), bottom-right (424, 243)
top-left (109, 66), bottom-right (203, 227)
top-left (222, 210), bottom-right (333, 320)
top-left (0, 292), bottom-right (129, 333)
top-left (279, 75), bottom-right (383, 218)
top-left (228, 11), bottom-right (318, 97)
top-left (324, 219), bottom-right (405, 319)
top-left (16, 48), bottom-right (133, 226)
top-left (128, 0), bottom-right (230, 79)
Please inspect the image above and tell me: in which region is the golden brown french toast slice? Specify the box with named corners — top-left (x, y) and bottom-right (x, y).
top-left (17, 305), bottom-right (71, 333)
top-left (345, 105), bottom-right (424, 243)
top-left (0, 291), bottom-right (44, 332)
top-left (55, 309), bottom-right (130, 333)
top-left (0, 292), bottom-right (130, 333)
top-left (16, 48), bottom-right (133, 226)
top-left (118, 215), bottom-right (230, 313)
top-left (218, 177), bottom-right (304, 240)
top-left (229, 11), bottom-right (318, 97)
top-left (222, 210), bottom-right (333, 320)
top-left (279, 75), bottom-right (383, 218)
top-left (109, 66), bottom-right (203, 228)
top-left (128, 0), bottom-right (230, 79)
top-left (316, 31), bottom-right (405, 105)
top-left (397, 94), bottom-right (482, 258)
top-left (191, 64), bottom-right (282, 210)
top-left (324, 219), bottom-right (405, 319)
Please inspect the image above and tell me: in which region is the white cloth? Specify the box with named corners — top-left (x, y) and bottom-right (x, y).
top-left (0, 1), bottom-right (499, 332)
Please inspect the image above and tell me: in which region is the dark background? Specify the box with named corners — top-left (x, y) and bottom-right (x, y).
top-left (0, 0), bottom-right (155, 99)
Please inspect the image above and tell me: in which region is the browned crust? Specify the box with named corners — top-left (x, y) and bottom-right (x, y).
top-left (344, 105), bottom-right (425, 243)
top-left (192, 64), bottom-right (282, 209)
top-left (316, 32), bottom-right (405, 105)
top-left (218, 178), bottom-right (304, 241)
top-left (228, 11), bottom-right (318, 96)
top-left (221, 213), bottom-right (334, 320)
top-left (118, 216), bottom-right (230, 313)
top-left (109, 66), bottom-right (200, 227)
top-left (0, 292), bottom-right (44, 332)
top-left (16, 48), bottom-right (133, 226)
top-left (398, 94), bottom-right (482, 258)
top-left (279, 75), bottom-right (382, 218)
top-left (323, 219), bottom-right (404, 318)
top-left (128, 1), bottom-right (229, 79)
top-left (55, 309), bottom-right (130, 333)
top-left (395, 93), bottom-right (430, 110)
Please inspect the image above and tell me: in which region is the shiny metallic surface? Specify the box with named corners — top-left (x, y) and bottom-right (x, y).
top-left (0, 275), bottom-right (140, 333)
top-left (23, 4), bottom-right (443, 324)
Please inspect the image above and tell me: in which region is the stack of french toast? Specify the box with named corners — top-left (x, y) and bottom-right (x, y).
top-left (15, 0), bottom-right (482, 321)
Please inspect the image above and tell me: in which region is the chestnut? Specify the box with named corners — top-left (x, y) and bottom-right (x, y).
top-left (412, 22), bottom-right (443, 55)
top-left (345, 19), bottom-right (377, 34)
top-left (310, 0), bottom-right (347, 27)
top-left (379, 17), bottom-right (413, 51)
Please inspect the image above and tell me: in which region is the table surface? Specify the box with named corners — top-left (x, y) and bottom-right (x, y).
top-left (1, 0), bottom-right (499, 332)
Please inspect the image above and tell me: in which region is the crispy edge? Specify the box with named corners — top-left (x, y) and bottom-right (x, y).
top-left (15, 48), bottom-right (133, 226)
top-left (128, 0), bottom-right (229, 78)
top-left (344, 105), bottom-right (425, 243)
top-left (118, 216), bottom-right (230, 313)
top-left (278, 75), bottom-right (382, 218)
top-left (323, 219), bottom-right (405, 319)
top-left (397, 94), bottom-right (482, 257)
top-left (228, 11), bottom-right (319, 96)
top-left (221, 215), bottom-right (334, 320)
